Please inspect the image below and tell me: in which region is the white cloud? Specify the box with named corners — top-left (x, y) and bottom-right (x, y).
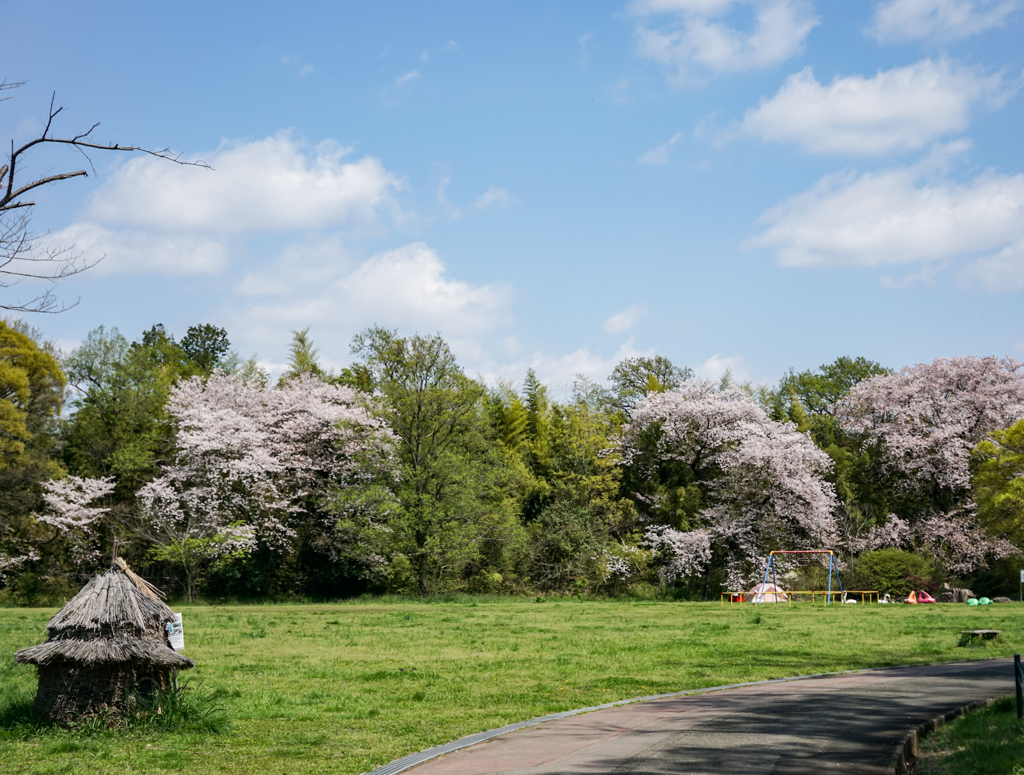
top-left (473, 188), bottom-right (515, 211)
top-left (870, 0), bottom-right (1019, 42)
top-left (479, 339), bottom-right (652, 396)
top-left (43, 222), bottom-right (229, 277)
top-left (46, 133), bottom-right (407, 278)
top-left (696, 353), bottom-right (749, 381)
top-left (234, 236), bottom-right (354, 297)
top-left (226, 238), bottom-right (659, 397)
top-left (229, 241), bottom-right (513, 358)
top-left (297, 64), bottom-right (315, 77)
top-left (639, 132), bottom-right (685, 164)
top-left (737, 60), bottom-right (1009, 155)
top-left (396, 70), bottom-right (421, 86)
top-left (604, 304), bottom-right (649, 334)
top-left (579, 32), bottom-right (594, 67)
top-left (336, 243), bottom-right (511, 333)
top-left (86, 133), bottom-right (403, 233)
top-left (438, 178), bottom-right (516, 220)
top-left (750, 147), bottom-right (1024, 273)
top-left (880, 261), bottom-right (948, 288)
top-left (607, 76), bottom-right (632, 105)
top-left (957, 240), bottom-right (1024, 292)
top-left (632, 0), bottom-right (819, 84)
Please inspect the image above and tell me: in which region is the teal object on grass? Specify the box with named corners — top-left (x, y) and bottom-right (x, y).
top-left (979, 597), bottom-right (992, 605)
top-left (967, 598), bottom-right (980, 606)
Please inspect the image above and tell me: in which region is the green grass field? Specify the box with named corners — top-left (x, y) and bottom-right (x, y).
top-left (2, 599), bottom-right (1022, 775)
top-left (919, 696), bottom-right (1024, 774)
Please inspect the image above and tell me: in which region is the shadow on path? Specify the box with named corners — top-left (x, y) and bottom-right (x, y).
top-left (403, 660), bottom-right (1012, 775)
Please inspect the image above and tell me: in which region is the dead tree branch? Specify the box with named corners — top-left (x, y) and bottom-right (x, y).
top-left (2, 84), bottom-right (211, 313)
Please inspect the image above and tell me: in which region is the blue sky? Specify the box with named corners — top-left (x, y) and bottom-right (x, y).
top-left (5, 0), bottom-right (1024, 391)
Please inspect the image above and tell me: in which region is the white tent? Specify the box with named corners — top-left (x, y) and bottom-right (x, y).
top-left (747, 582), bottom-right (788, 603)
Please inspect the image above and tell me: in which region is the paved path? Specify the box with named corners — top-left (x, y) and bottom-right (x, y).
top-left (405, 659), bottom-right (1012, 775)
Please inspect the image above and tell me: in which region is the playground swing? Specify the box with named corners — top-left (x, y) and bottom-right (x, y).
top-left (755, 550), bottom-right (844, 606)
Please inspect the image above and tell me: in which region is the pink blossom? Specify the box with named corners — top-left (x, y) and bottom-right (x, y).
top-left (29, 476), bottom-right (116, 567)
top-left (139, 371), bottom-right (396, 555)
top-left (838, 356), bottom-right (1024, 493)
top-left (35, 476), bottom-right (116, 534)
top-left (643, 526), bottom-right (712, 581)
top-left (915, 509), bottom-right (1017, 576)
top-left (849, 515), bottom-right (911, 553)
top-left (623, 380), bottom-right (838, 587)
top-left (0, 551), bottom-right (40, 583)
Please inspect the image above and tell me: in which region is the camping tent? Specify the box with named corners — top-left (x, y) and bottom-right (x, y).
top-left (747, 582), bottom-right (788, 603)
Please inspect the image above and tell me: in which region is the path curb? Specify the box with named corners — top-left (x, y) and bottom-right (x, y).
top-left (890, 696), bottom-right (1003, 775)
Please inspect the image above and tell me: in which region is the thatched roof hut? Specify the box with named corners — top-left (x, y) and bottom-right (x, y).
top-left (14, 560), bottom-right (194, 722)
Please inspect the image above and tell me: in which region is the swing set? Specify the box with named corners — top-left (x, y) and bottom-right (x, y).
top-left (757, 550), bottom-right (843, 605)
top-left (719, 550), bottom-right (880, 606)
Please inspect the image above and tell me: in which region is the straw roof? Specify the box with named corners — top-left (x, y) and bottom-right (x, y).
top-left (15, 568), bottom-right (195, 670)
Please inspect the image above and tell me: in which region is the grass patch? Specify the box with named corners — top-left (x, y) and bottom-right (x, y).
top-left (2, 600), bottom-right (1023, 774)
top-left (919, 696), bottom-right (1024, 774)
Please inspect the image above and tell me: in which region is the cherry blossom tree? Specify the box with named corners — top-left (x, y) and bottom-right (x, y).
top-left (849, 509), bottom-right (1016, 577)
top-left (0, 550), bottom-right (38, 585)
top-left (642, 525), bottom-right (712, 582)
top-left (0, 475), bottom-right (115, 586)
top-left (838, 356), bottom-right (1024, 492)
top-left (35, 475), bottom-right (116, 534)
top-left (35, 475), bottom-right (116, 567)
top-left (138, 372), bottom-right (397, 600)
top-left (836, 356), bottom-right (1024, 574)
top-left (622, 379), bottom-right (838, 588)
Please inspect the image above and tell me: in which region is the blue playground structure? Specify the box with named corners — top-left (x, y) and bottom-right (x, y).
top-left (757, 550), bottom-right (844, 606)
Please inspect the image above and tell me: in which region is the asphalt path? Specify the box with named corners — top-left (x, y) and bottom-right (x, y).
top-left (402, 659), bottom-right (1013, 775)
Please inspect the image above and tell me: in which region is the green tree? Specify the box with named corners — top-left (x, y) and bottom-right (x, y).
top-left (1, 320), bottom-right (65, 465)
top-left (776, 356), bottom-right (889, 418)
top-left (973, 419), bottom-right (1024, 544)
top-left (487, 380), bottom-right (552, 524)
top-left (220, 351), bottom-right (269, 387)
top-left (280, 327), bottom-right (325, 384)
top-left (347, 327), bottom-right (528, 594)
top-left (609, 355), bottom-right (690, 417)
top-left (852, 548), bottom-right (936, 598)
top-left (180, 324), bottom-right (231, 373)
top-left (490, 373), bottom-right (636, 592)
top-left (766, 356), bottom-right (892, 548)
top-left (0, 320), bottom-right (68, 596)
top-left (529, 378), bottom-right (636, 592)
top-left (62, 325), bottom-right (198, 495)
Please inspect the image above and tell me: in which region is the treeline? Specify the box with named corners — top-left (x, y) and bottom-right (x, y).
top-left (2, 318), bottom-right (1024, 603)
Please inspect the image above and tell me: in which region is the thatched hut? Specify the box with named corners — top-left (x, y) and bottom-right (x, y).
top-left (14, 560), bottom-right (194, 722)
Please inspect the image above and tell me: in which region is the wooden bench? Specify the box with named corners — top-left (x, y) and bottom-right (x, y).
top-left (959, 629), bottom-right (1001, 642)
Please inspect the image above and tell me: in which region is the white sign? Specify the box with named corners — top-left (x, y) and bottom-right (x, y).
top-left (1020, 570), bottom-right (1024, 584)
top-left (167, 613), bottom-right (185, 652)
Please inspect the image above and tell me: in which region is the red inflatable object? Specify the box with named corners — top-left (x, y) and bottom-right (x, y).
top-left (917, 591), bottom-right (936, 604)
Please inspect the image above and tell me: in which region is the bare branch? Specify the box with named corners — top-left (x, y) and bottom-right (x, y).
top-left (0, 80), bottom-right (25, 102)
top-left (2, 87), bottom-right (208, 312)
top-left (2, 171), bottom-right (88, 209)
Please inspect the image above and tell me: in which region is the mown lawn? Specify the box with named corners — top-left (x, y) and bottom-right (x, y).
top-left (2, 599), bottom-right (1022, 775)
